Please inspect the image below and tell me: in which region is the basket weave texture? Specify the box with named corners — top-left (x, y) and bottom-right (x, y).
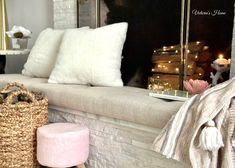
top-left (0, 83), bottom-right (48, 168)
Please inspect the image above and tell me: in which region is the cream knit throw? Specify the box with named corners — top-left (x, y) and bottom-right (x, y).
top-left (152, 77), bottom-right (235, 168)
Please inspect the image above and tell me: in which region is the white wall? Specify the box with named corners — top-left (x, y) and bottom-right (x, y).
top-left (5, 0), bottom-right (53, 73)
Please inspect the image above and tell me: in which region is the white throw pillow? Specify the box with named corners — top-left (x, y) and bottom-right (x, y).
top-left (22, 28), bottom-right (64, 78)
top-left (22, 27), bottom-right (89, 78)
top-left (48, 22), bottom-right (128, 87)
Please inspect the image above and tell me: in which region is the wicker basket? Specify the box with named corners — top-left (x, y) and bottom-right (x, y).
top-left (0, 83), bottom-right (48, 167)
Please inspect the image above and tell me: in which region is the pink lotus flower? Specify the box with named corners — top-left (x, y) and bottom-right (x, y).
top-left (183, 79), bottom-right (210, 94)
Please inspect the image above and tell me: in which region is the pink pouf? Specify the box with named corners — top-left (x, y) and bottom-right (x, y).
top-left (37, 123), bottom-right (89, 168)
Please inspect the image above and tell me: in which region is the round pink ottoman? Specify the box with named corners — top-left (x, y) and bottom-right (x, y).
top-left (37, 123), bottom-right (89, 168)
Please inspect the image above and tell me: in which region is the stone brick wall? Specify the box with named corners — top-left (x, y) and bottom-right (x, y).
top-left (49, 107), bottom-right (187, 168)
top-left (53, 0), bottom-right (77, 29)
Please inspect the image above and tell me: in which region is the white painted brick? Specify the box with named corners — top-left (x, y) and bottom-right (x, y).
top-left (49, 108), bottom-right (189, 168)
top-left (53, 0), bottom-right (77, 29)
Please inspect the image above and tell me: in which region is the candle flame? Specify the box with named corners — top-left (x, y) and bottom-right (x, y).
top-left (219, 54), bottom-right (224, 59)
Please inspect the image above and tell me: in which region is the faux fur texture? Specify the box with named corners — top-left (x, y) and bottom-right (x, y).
top-left (48, 22), bottom-right (128, 87)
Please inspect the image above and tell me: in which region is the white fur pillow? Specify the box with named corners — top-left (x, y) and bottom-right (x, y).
top-left (48, 22), bottom-right (128, 86)
top-left (22, 28), bottom-right (64, 78)
top-left (22, 27), bottom-right (89, 78)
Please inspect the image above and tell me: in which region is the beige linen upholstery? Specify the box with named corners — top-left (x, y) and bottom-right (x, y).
top-left (0, 74), bottom-right (184, 128)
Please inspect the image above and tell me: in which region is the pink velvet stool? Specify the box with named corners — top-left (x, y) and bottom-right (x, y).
top-left (37, 123), bottom-right (89, 168)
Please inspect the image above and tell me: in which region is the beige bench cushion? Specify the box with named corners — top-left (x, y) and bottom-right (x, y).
top-left (0, 74), bottom-right (184, 128)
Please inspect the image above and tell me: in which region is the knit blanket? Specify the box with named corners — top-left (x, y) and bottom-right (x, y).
top-left (152, 78), bottom-right (235, 168)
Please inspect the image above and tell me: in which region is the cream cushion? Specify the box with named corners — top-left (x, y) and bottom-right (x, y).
top-left (0, 74), bottom-right (183, 128)
top-left (22, 27), bottom-right (89, 78)
top-left (22, 28), bottom-right (64, 78)
top-left (48, 22), bottom-right (128, 87)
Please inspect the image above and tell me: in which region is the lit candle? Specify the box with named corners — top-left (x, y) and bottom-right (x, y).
top-left (215, 54), bottom-right (230, 65)
top-left (211, 54), bottom-right (231, 86)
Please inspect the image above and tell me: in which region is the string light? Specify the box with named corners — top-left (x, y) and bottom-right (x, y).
top-left (163, 46), bottom-right (167, 51)
top-left (149, 41), bottom-right (211, 91)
